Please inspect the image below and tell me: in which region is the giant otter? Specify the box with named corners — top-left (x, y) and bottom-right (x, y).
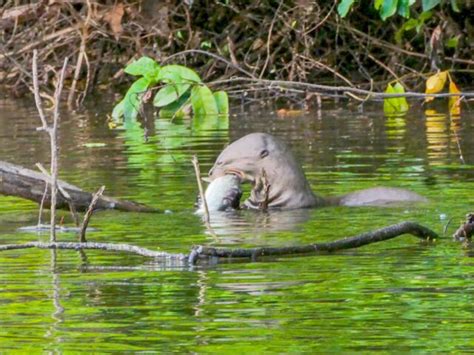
top-left (208, 133), bottom-right (427, 210)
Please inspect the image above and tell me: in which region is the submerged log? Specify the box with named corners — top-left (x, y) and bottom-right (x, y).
top-left (0, 161), bottom-right (158, 212)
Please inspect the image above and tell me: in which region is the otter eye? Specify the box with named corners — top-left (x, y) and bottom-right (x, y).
top-left (259, 149), bottom-right (269, 158)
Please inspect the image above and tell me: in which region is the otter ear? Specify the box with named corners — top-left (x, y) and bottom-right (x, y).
top-left (259, 149), bottom-right (269, 158)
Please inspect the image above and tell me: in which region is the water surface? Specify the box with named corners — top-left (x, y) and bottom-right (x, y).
top-left (1, 97), bottom-right (474, 352)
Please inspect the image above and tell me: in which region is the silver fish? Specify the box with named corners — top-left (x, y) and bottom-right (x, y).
top-left (197, 175), bottom-right (242, 212)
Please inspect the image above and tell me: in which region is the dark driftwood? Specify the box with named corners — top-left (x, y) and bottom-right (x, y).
top-left (188, 222), bottom-right (438, 264)
top-left (0, 161), bottom-right (158, 212)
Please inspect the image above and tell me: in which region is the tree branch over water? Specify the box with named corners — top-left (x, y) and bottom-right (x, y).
top-left (1, 222), bottom-right (438, 265)
top-left (188, 221), bottom-right (438, 264)
top-left (0, 161), bottom-right (159, 213)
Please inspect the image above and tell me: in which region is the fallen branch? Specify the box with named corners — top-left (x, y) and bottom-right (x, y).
top-left (209, 77), bottom-right (474, 99)
top-left (0, 242), bottom-right (186, 260)
top-left (0, 160), bottom-right (158, 213)
top-left (188, 222), bottom-right (438, 264)
top-left (0, 222), bottom-right (438, 265)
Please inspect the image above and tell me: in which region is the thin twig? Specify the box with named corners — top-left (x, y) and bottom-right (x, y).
top-left (164, 49), bottom-right (257, 79)
top-left (191, 155), bottom-right (210, 224)
top-left (0, 242), bottom-right (186, 260)
top-left (35, 162), bottom-right (80, 225)
top-left (79, 185), bottom-right (105, 243)
top-left (49, 57), bottom-right (69, 242)
top-left (67, 0), bottom-right (91, 107)
top-left (367, 53), bottom-right (406, 87)
top-left (38, 182), bottom-right (48, 226)
top-left (32, 50), bottom-right (48, 129)
top-left (209, 77), bottom-right (474, 99)
top-left (260, 0), bottom-right (284, 79)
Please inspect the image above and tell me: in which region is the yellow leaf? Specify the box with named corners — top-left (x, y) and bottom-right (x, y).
top-left (449, 80), bottom-right (461, 116)
top-left (425, 71), bottom-right (448, 103)
top-left (426, 71), bottom-right (448, 94)
top-left (424, 109), bottom-right (439, 117)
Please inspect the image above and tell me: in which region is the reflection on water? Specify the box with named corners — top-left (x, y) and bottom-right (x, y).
top-left (1, 97), bottom-right (474, 352)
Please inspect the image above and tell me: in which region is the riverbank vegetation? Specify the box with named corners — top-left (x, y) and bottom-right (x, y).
top-left (1, 0), bottom-right (472, 105)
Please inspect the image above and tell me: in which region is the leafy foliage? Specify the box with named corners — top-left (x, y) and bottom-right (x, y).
top-left (424, 71), bottom-right (462, 115)
top-left (383, 71), bottom-right (463, 117)
top-left (383, 82), bottom-right (409, 116)
top-left (338, 0), bottom-right (459, 21)
top-left (113, 57), bottom-right (228, 121)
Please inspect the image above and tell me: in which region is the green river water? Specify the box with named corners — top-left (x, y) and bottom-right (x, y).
top-left (1, 97), bottom-right (473, 352)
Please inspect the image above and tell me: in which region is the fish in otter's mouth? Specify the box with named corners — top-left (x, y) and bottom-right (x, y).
top-left (197, 174), bottom-right (243, 213)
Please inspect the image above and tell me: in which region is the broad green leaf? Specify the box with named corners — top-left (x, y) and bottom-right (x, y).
top-left (397, 0), bottom-right (411, 18)
top-left (416, 11), bottom-right (432, 32)
top-left (395, 18), bottom-right (418, 42)
top-left (384, 82), bottom-right (409, 116)
top-left (380, 0), bottom-right (398, 20)
top-left (112, 99), bottom-right (125, 120)
top-left (450, 0), bottom-right (460, 12)
top-left (337, 0), bottom-right (355, 18)
top-left (374, 0), bottom-right (383, 10)
top-left (213, 91), bottom-right (229, 115)
top-left (159, 92), bottom-right (191, 118)
top-left (445, 36), bottom-right (459, 48)
top-left (124, 56), bottom-right (160, 80)
top-left (158, 65), bottom-right (201, 84)
top-left (153, 83), bottom-right (191, 107)
top-left (191, 85), bottom-right (219, 117)
top-left (422, 0), bottom-right (441, 11)
top-left (123, 77), bottom-right (150, 120)
top-left (193, 113), bottom-right (229, 132)
top-left (392, 83), bottom-right (409, 112)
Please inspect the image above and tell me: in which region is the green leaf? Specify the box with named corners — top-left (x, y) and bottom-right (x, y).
top-left (191, 85), bottom-right (219, 117)
top-left (159, 92), bottom-right (191, 118)
top-left (112, 100), bottom-right (125, 120)
top-left (397, 0), bottom-right (411, 18)
top-left (380, 0), bottom-right (398, 21)
top-left (123, 77), bottom-right (150, 120)
top-left (153, 83), bottom-right (191, 107)
top-left (337, 0), bottom-right (355, 18)
top-left (383, 82), bottom-right (409, 116)
top-left (416, 11), bottom-right (432, 32)
top-left (422, 0), bottom-right (441, 11)
top-left (395, 18), bottom-right (419, 42)
top-left (445, 36), bottom-right (459, 48)
top-left (374, 0), bottom-right (383, 10)
top-left (124, 57), bottom-right (160, 80)
top-left (450, 0), bottom-right (460, 12)
top-left (213, 91), bottom-right (229, 115)
top-left (157, 65), bottom-right (201, 84)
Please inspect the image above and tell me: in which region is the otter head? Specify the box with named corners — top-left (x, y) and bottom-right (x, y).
top-left (208, 133), bottom-right (321, 209)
